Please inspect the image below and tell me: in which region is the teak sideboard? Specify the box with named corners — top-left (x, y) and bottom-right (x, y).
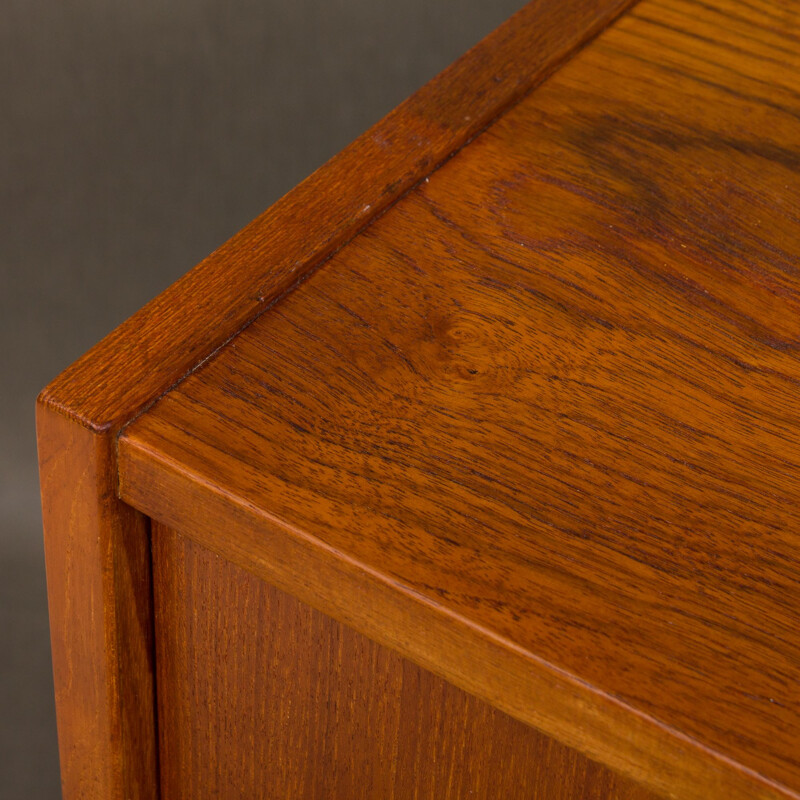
top-left (37, 0), bottom-right (800, 798)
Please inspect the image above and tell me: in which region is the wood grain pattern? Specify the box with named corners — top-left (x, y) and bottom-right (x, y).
top-left (39, 0), bottom-right (636, 435)
top-left (36, 2), bottom-right (636, 796)
top-left (153, 521), bottom-right (656, 800)
top-left (120, 0), bottom-right (800, 798)
top-left (36, 406), bottom-right (157, 799)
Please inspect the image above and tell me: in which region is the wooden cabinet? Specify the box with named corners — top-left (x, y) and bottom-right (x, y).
top-left (38, 0), bottom-right (800, 797)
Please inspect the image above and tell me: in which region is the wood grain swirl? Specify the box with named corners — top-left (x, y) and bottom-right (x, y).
top-left (38, 0), bottom-right (636, 434)
top-left (120, 0), bottom-right (800, 797)
top-left (37, 2), bottom-right (636, 796)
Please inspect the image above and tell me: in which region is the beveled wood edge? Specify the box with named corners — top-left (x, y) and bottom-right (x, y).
top-left (35, 2), bottom-right (642, 796)
top-left (118, 431), bottom-right (799, 800)
top-left (37, 0), bottom-right (638, 433)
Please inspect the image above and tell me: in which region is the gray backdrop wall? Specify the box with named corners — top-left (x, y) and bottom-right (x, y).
top-left (0, 1), bottom-right (523, 796)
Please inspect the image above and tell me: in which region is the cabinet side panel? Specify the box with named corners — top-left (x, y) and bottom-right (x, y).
top-left (152, 521), bottom-right (655, 800)
top-left (36, 405), bottom-right (157, 799)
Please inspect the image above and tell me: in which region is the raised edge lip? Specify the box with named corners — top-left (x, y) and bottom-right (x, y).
top-left (36, 0), bottom-right (642, 436)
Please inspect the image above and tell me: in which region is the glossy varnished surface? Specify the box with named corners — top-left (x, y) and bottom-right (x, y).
top-left (153, 522), bottom-right (656, 800)
top-left (37, 1), bottom-right (634, 796)
top-left (37, 408), bottom-right (156, 798)
top-left (121, 0), bottom-right (800, 797)
top-left (39, 0), bottom-right (634, 434)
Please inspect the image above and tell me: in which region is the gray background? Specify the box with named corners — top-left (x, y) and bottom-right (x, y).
top-left (0, 1), bottom-right (523, 796)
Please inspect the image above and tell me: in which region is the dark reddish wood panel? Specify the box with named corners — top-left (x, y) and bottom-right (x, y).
top-left (152, 521), bottom-right (656, 800)
top-left (120, 0), bottom-right (800, 798)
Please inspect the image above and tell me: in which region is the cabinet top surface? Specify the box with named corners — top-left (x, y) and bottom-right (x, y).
top-left (121, 0), bottom-right (800, 794)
